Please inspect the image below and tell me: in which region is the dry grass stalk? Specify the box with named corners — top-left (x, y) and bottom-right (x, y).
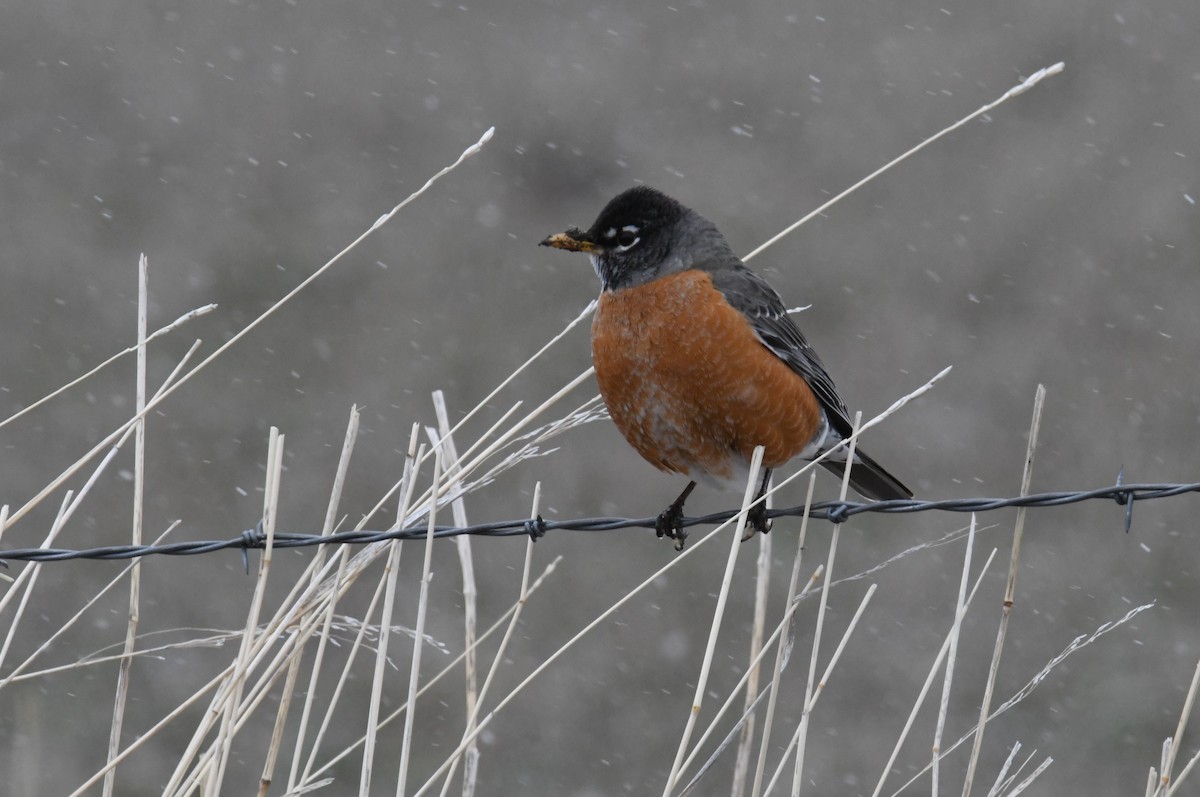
top-left (397, 448), bottom-right (444, 795)
top-left (790, 412), bottom-right (864, 794)
top-left (962, 385), bottom-right (1046, 797)
top-left (260, 637), bottom-right (302, 797)
top-left (749, 473), bottom-right (817, 797)
top-left (362, 426), bottom-right (424, 793)
top-left (210, 427), bottom-right (285, 793)
top-left (731, 563), bottom-right (771, 794)
top-left (931, 514), bottom-right (977, 796)
top-left (429, 485), bottom-right (540, 797)
top-left (266, 409), bottom-right (361, 796)
top-left (286, 405), bottom-right (361, 792)
top-left (299, 552), bottom-right (394, 785)
top-left (1160, 655), bottom-right (1200, 796)
top-left (1003, 755), bottom-right (1054, 795)
top-left (103, 251), bottom-right (150, 797)
top-left (663, 446), bottom-right (766, 795)
top-left (731, 494), bottom-right (773, 797)
top-left (1170, 750), bottom-right (1200, 797)
top-left (430, 390), bottom-right (482, 797)
top-left (986, 741), bottom-right (1025, 796)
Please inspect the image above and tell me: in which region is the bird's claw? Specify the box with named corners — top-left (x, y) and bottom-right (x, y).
top-left (749, 503), bottom-right (772, 535)
top-left (740, 503), bottom-right (773, 541)
top-left (656, 481), bottom-right (697, 551)
top-left (655, 504), bottom-right (688, 551)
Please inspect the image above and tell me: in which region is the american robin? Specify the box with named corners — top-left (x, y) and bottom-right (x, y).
top-left (541, 186), bottom-right (911, 547)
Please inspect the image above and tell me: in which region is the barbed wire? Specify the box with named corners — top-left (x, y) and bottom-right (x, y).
top-left (1, 481), bottom-right (1195, 566)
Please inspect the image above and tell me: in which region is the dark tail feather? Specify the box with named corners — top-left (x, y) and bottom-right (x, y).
top-left (819, 448), bottom-right (912, 501)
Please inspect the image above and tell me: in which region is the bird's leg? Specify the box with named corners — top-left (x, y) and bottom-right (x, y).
top-left (656, 481), bottom-right (696, 551)
top-left (744, 468), bottom-right (773, 538)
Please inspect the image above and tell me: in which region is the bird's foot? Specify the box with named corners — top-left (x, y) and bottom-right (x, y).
top-left (744, 470), bottom-right (772, 537)
top-left (742, 503), bottom-right (772, 541)
top-left (740, 468), bottom-right (774, 541)
top-left (655, 505), bottom-right (688, 551)
top-left (656, 481), bottom-right (696, 551)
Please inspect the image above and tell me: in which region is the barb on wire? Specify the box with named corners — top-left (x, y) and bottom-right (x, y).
top-left (0, 481), bottom-right (1195, 565)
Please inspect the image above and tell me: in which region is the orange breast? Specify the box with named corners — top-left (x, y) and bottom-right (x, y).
top-left (591, 269), bottom-right (824, 482)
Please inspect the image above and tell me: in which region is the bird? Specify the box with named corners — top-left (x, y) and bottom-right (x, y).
top-left (540, 185), bottom-right (911, 548)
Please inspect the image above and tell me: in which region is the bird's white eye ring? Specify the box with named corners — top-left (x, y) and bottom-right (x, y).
top-left (616, 226), bottom-right (640, 250)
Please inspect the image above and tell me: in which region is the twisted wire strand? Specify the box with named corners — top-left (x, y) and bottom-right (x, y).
top-left (1, 482), bottom-right (1194, 565)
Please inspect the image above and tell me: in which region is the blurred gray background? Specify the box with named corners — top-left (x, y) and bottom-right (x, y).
top-left (2, 0), bottom-right (1198, 794)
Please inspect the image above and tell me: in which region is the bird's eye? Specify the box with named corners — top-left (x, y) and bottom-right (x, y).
top-left (616, 226), bottom-right (640, 250)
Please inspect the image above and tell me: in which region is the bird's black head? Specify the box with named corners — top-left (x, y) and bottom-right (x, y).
top-left (540, 186), bottom-right (733, 291)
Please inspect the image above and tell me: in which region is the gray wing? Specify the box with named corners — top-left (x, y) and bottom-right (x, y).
top-left (707, 263), bottom-right (913, 501)
top-left (707, 265), bottom-right (855, 437)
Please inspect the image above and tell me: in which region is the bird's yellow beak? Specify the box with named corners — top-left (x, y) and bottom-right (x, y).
top-left (539, 228), bottom-right (601, 253)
